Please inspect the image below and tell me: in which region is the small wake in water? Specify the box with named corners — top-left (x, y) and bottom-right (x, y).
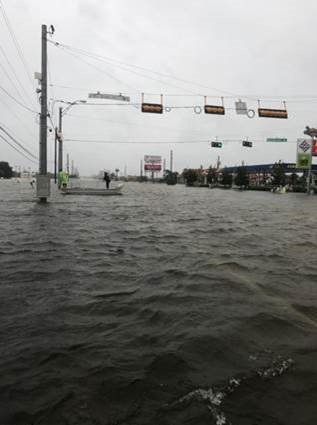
top-left (174, 357), bottom-right (294, 425)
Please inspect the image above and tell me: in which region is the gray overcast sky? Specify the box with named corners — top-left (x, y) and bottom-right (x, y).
top-left (1, 0), bottom-right (317, 175)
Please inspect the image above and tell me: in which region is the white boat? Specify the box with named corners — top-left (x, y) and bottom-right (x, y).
top-left (61, 184), bottom-right (123, 196)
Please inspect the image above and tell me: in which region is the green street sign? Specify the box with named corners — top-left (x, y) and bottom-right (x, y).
top-left (266, 138), bottom-right (287, 142)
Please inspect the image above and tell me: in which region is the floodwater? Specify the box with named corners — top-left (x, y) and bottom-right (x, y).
top-left (0, 179), bottom-right (316, 425)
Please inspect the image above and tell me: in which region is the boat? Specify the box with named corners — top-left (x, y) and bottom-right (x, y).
top-left (61, 184), bottom-right (123, 196)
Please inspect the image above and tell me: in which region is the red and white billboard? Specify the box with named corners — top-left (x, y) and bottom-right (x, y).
top-left (144, 155), bottom-right (162, 172)
top-left (144, 163), bottom-right (161, 171)
top-left (312, 140), bottom-right (317, 157)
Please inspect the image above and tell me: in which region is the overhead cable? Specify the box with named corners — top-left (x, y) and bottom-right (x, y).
top-left (0, 124), bottom-right (38, 159)
top-left (0, 134), bottom-right (38, 163)
top-left (0, 85), bottom-right (39, 114)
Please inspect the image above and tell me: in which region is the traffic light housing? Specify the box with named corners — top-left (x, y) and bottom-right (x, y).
top-left (204, 105), bottom-right (225, 115)
top-left (258, 108), bottom-right (288, 119)
top-left (211, 141), bottom-right (222, 148)
top-left (242, 140), bottom-right (252, 147)
top-left (141, 103), bottom-right (163, 114)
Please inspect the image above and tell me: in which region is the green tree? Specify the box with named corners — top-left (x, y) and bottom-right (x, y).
top-left (183, 169), bottom-right (198, 186)
top-left (221, 168), bottom-right (233, 187)
top-left (272, 161), bottom-right (286, 187)
top-left (290, 173), bottom-right (298, 187)
top-left (207, 166), bottom-right (217, 184)
top-left (234, 166), bottom-right (249, 188)
top-left (0, 162), bottom-right (13, 178)
top-left (164, 169), bottom-right (178, 185)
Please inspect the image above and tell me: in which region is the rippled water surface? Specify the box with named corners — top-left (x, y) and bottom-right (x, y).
top-left (0, 179), bottom-right (316, 425)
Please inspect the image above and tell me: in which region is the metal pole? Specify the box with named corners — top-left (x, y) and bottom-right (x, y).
top-left (170, 150), bottom-right (173, 172)
top-left (39, 24), bottom-right (48, 202)
top-left (58, 106), bottom-right (63, 187)
top-left (307, 146), bottom-right (312, 195)
top-left (66, 153), bottom-right (70, 175)
top-left (58, 106), bottom-right (63, 170)
top-left (54, 126), bottom-right (57, 183)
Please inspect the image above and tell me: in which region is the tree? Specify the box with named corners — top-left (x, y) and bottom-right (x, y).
top-left (207, 166), bottom-right (217, 184)
top-left (0, 162), bottom-right (13, 179)
top-left (290, 173), bottom-right (298, 187)
top-left (221, 168), bottom-right (233, 187)
top-left (164, 169), bottom-right (178, 185)
top-left (234, 166), bottom-right (249, 188)
top-left (272, 161), bottom-right (286, 187)
top-left (183, 169), bottom-right (198, 186)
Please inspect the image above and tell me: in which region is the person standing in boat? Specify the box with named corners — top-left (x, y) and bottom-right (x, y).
top-left (103, 171), bottom-right (111, 189)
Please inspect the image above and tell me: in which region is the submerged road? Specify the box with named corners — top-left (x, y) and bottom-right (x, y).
top-left (0, 180), bottom-right (316, 425)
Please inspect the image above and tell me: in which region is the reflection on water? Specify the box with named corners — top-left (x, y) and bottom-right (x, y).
top-left (0, 180), bottom-right (316, 425)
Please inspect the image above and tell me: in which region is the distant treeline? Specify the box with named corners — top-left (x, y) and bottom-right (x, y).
top-left (0, 162), bottom-right (13, 179)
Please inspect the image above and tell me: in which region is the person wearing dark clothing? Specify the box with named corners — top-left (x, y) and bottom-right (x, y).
top-left (103, 172), bottom-right (111, 189)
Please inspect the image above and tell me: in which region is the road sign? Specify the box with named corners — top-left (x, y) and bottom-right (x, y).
top-left (266, 138), bottom-right (287, 143)
top-left (211, 142), bottom-right (222, 148)
top-left (296, 139), bottom-right (312, 169)
top-left (258, 108), bottom-right (288, 119)
top-left (242, 140), bottom-right (252, 147)
top-left (204, 105), bottom-right (225, 115)
top-left (235, 100), bottom-right (248, 115)
top-left (88, 92), bottom-right (130, 102)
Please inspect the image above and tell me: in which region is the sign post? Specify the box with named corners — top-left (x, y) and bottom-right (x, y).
top-left (296, 139), bottom-right (312, 194)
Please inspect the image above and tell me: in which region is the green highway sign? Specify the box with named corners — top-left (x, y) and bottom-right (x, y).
top-left (266, 138), bottom-right (287, 143)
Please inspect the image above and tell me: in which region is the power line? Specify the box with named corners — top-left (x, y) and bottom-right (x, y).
top-left (49, 39), bottom-right (317, 104)
top-left (0, 85), bottom-right (38, 114)
top-left (52, 41), bottom-right (203, 95)
top-left (0, 0), bottom-right (34, 90)
top-left (64, 138), bottom-right (299, 145)
top-left (0, 95), bottom-right (38, 139)
top-left (54, 46), bottom-right (137, 91)
top-left (0, 124), bottom-right (38, 159)
top-left (0, 44), bottom-right (37, 108)
top-left (50, 40), bottom-right (238, 97)
top-left (0, 134), bottom-right (38, 163)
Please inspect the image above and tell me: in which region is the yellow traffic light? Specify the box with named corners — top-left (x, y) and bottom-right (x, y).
top-left (204, 105), bottom-right (225, 115)
top-left (141, 103), bottom-right (163, 114)
top-left (258, 108), bottom-right (288, 119)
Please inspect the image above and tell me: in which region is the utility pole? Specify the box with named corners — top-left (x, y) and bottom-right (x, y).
top-left (140, 159), bottom-right (143, 178)
top-left (170, 150), bottom-right (173, 172)
top-left (37, 24), bottom-right (50, 202)
top-left (54, 127), bottom-right (57, 183)
top-left (58, 106), bottom-right (63, 186)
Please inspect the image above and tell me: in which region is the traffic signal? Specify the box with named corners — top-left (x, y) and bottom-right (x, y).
top-left (242, 140), bottom-right (252, 147)
top-left (258, 108), bottom-right (288, 119)
top-left (142, 103), bottom-right (163, 114)
top-left (204, 105), bottom-right (225, 115)
top-left (211, 141), bottom-right (222, 148)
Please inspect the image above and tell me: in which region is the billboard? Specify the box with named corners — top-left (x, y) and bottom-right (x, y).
top-left (313, 140), bottom-right (317, 157)
top-left (144, 163), bottom-right (162, 171)
top-left (144, 155), bottom-right (162, 172)
top-left (144, 155), bottom-right (162, 163)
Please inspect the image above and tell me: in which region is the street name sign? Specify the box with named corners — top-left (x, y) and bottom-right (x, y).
top-left (88, 92), bottom-right (130, 102)
top-left (266, 138), bottom-right (287, 143)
